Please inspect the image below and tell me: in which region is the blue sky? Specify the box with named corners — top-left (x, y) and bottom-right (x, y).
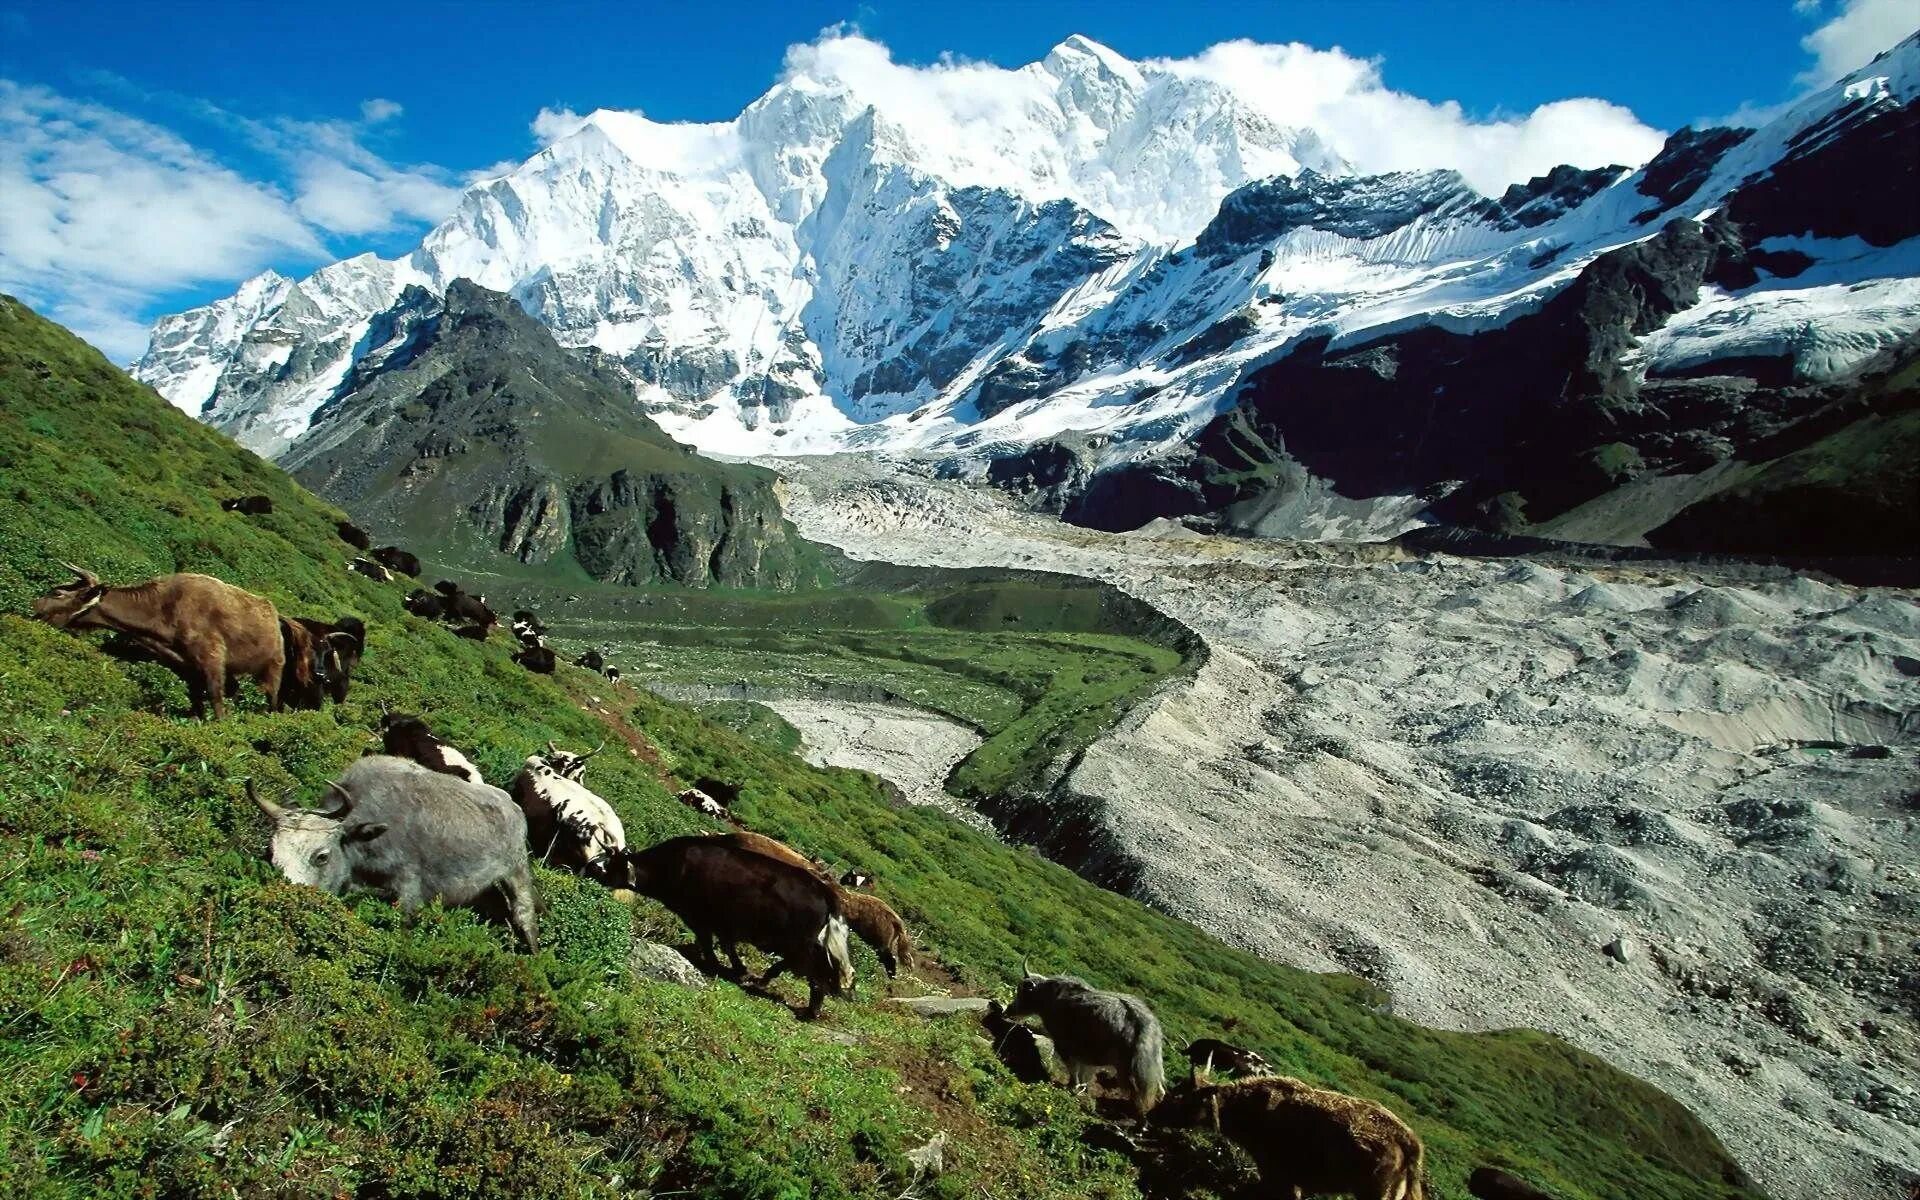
top-left (1, 0), bottom-right (1913, 358)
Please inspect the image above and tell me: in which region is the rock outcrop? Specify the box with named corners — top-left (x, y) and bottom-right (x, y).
top-left (283, 281), bottom-right (822, 589)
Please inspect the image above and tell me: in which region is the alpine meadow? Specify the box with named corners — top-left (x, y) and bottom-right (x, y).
top-left (2, 7), bottom-right (1917, 1200)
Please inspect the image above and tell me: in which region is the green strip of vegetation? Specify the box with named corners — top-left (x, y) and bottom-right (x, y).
top-left (490, 572), bottom-right (1195, 804)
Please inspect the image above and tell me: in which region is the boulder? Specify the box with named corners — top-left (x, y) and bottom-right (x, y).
top-left (890, 995), bottom-right (991, 1017)
top-left (628, 940), bottom-right (709, 989)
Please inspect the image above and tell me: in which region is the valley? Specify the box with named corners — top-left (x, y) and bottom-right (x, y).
top-left (455, 564), bottom-right (1197, 806)
top-left (0, 293), bottom-right (1772, 1200)
top-left (771, 454), bottom-right (1920, 1200)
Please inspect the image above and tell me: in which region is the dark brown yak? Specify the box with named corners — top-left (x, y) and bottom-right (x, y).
top-left (1153, 1074), bottom-right (1427, 1200)
top-left (621, 836), bottom-right (854, 1019)
top-left (716, 831), bottom-right (914, 977)
top-left (32, 565), bottom-right (284, 718)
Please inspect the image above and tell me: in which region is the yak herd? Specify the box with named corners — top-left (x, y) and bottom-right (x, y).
top-left (27, 507), bottom-right (1449, 1200)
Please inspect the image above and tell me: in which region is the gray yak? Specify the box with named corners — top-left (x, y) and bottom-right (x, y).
top-left (33, 566), bottom-right (284, 719)
top-left (1152, 1074), bottom-right (1427, 1200)
top-left (249, 756), bottom-right (538, 951)
top-left (1006, 965), bottom-right (1166, 1117)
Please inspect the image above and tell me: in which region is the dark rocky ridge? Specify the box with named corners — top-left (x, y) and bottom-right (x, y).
top-left (283, 280), bottom-right (824, 589)
top-left (1042, 90), bottom-right (1920, 568)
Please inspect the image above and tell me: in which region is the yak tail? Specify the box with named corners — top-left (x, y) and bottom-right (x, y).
top-left (820, 914), bottom-right (855, 994)
top-left (1131, 1015), bottom-right (1168, 1116)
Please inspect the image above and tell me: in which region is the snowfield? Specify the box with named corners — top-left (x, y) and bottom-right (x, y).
top-left (133, 36), bottom-right (1920, 471)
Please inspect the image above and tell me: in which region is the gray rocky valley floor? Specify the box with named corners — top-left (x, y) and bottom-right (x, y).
top-left (759, 698), bottom-right (989, 830)
top-left (771, 456), bottom-right (1919, 1200)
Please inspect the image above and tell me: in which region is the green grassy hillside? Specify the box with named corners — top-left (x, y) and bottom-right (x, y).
top-left (0, 294), bottom-right (1761, 1200)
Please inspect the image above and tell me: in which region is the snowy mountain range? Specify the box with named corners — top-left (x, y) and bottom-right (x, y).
top-left (133, 33), bottom-right (1920, 532)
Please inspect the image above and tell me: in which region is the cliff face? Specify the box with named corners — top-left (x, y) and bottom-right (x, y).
top-left (1061, 211), bottom-right (1920, 567)
top-left (283, 281), bottom-right (823, 589)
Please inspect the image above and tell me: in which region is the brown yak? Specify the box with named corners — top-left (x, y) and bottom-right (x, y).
top-left (715, 830), bottom-right (915, 977)
top-left (1153, 1074), bottom-right (1427, 1200)
top-left (32, 565), bottom-right (285, 718)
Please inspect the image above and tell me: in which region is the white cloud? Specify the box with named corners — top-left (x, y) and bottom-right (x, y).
top-left (783, 33), bottom-right (1666, 204)
top-left (0, 80), bottom-right (462, 361)
top-left (1155, 39), bottom-right (1665, 196)
top-left (290, 153), bottom-right (458, 235)
top-left (531, 106), bottom-right (588, 146)
top-left (464, 159), bottom-right (523, 184)
top-left (0, 81), bottom-right (324, 358)
top-left (1798, 0), bottom-right (1916, 85)
top-left (209, 104), bottom-right (461, 238)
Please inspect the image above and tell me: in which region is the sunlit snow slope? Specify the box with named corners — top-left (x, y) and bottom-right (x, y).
top-left (135, 34), bottom-right (1920, 476)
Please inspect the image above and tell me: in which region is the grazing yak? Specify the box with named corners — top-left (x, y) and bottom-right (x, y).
top-left (621, 835), bottom-right (854, 1019)
top-left (371, 546), bottom-right (422, 577)
top-left (402, 588), bottom-right (445, 619)
top-left (33, 566), bottom-right (284, 719)
top-left (839, 891), bottom-right (914, 977)
top-left (983, 999), bottom-right (1051, 1083)
top-left (1006, 966), bottom-right (1166, 1118)
top-left (1153, 1075), bottom-right (1427, 1200)
top-left (510, 609), bottom-right (546, 636)
top-left (574, 648), bottom-right (605, 672)
top-left (716, 831), bottom-right (914, 977)
top-left (336, 520), bottom-right (372, 550)
top-left (1183, 1037), bottom-right (1271, 1080)
top-left (677, 786), bottom-right (728, 820)
top-left (511, 750), bottom-right (626, 886)
top-left (453, 624), bottom-right (490, 641)
top-left (221, 495), bottom-right (273, 515)
top-left (603, 665), bottom-right (622, 683)
top-left (249, 757), bottom-right (538, 951)
top-left (279, 615), bottom-right (366, 709)
top-left (840, 868), bottom-right (874, 891)
top-left (513, 645), bottom-right (557, 674)
top-left (377, 713), bottom-right (484, 784)
top-left (539, 740), bottom-right (601, 782)
top-left (433, 581), bottom-right (497, 629)
top-left (348, 557), bottom-right (392, 583)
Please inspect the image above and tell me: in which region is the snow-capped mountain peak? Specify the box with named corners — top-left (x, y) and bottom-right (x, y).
top-left (133, 33), bottom-right (1920, 476)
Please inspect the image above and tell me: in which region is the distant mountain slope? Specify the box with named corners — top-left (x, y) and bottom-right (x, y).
top-left (1, 291), bottom-right (1767, 1200)
top-left (282, 280), bottom-right (825, 589)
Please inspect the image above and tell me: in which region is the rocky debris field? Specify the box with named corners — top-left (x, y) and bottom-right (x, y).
top-left (759, 698), bottom-right (990, 830)
top-left (773, 455), bottom-right (1920, 1200)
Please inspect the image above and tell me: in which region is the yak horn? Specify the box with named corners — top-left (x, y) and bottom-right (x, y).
top-left (245, 779), bottom-right (287, 821)
top-left (581, 740), bottom-right (606, 760)
top-left (546, 740), bottom-right (559, 756)
top-left (59, 561), bottom-right (100, 587)
top-left (1021, 957), bottom-right (1033, 980)
top-left (321, 780), bottom-right (354, 817)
